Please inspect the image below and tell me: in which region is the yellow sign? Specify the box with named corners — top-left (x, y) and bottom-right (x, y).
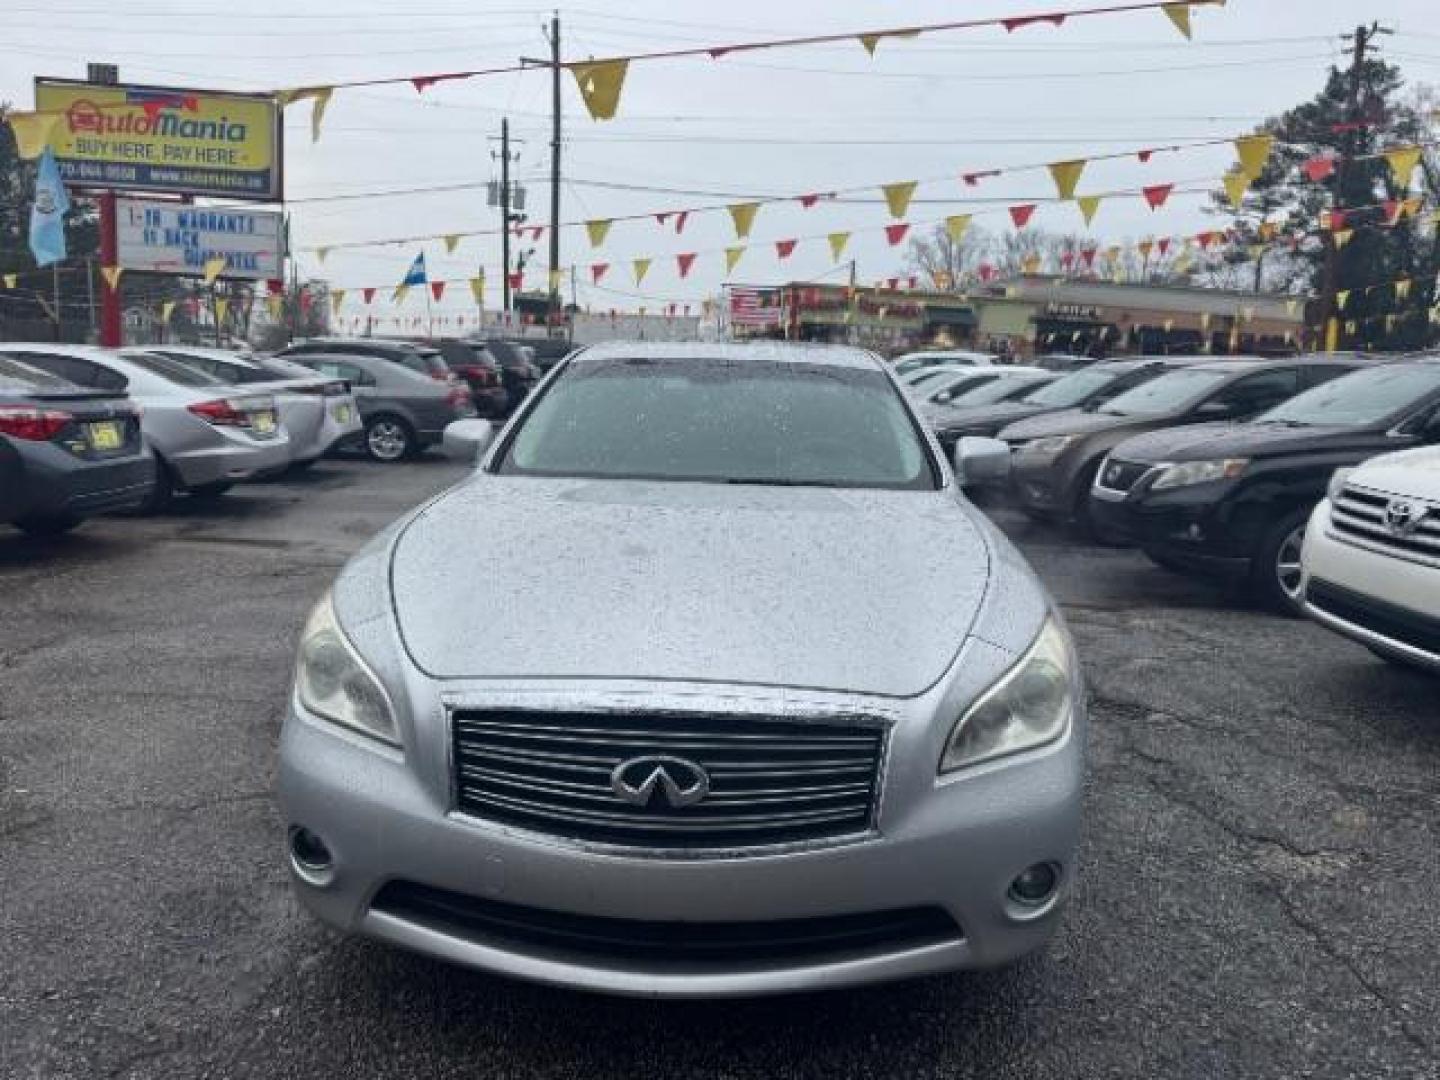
top-left (33, 79), bottom-right (282, 201)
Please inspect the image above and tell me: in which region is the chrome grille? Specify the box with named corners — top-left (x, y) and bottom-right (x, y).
top-left (451, 710), bottom-right (885, 851)
top-left (1096, 457), bottom-right (1152, 494)
top-left (1330, 484), bottom-right (1440, 564)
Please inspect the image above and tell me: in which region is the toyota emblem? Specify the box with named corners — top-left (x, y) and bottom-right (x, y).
top-left (1383, 498), bottom-right (1424, 538)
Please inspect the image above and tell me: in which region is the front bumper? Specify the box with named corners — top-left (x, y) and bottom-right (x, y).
top-left (1088, 484), bottom-right (1252, 577)
top-left (1009, 452), bottom-right (1073, 516)
top-left (278, 679), bottom-right (1084, 997)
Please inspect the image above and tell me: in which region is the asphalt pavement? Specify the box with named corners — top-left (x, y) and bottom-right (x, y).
top-left (1, 457), bottom-right (1436, 1080)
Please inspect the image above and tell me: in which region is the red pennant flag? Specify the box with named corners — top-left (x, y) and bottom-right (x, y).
top-left (655, 212), bottom-right (670, 226)
top-left (591, 262), bottom-right (609, 283)
top-left (674, 211), bottom-right (690, 234)
top-left (1001, 13), bottom-right (1067, 32)
top-left (1081, 248), bottom-right (1098, 269)
top-left (886, 277), bottom-right (899, 290)
top-left (430, 281), bottom-right (446, 301)
top-left (1137, 149), bottom-right (1155, 163)
top-left (1326, 209), bottom-right (1347, 231)
top-left (1142, 183), bottom-right (1174, 210)
top-left (962, 169), bottom-right (1001, 187)
top-left (412, 76), bottom-right (440, 93)
top-left (978, 263), bottom-right (995, 282)
top-left (265, 278), bottom-right (284, 295)
top-left (1382, 200), bottom-right (1401, 225)
top-left (798, 193), bottom-right (821, 208)
top-left (1303, 155), bottom-right (1337, 182)
top-left (775, 239), bottom-right (798, 259)
top-left (362, 287), bottom-right (376, 304)
top-left (530, 226), bottom-right (546, 241)
top-left (1157, 238), bottom-right (1172, 256)
top-left (1008, 204), bottom-right (1037, 229)
top-left (676, 252), bottom-right (697, 278)
top-left (1060, 251), bottom-right (1075, 269)
top-left (907, 276), bottom-right (918, 289)
top-left (508, 272), bottom-right (523, 290)
top-left (1197, 231), bottom-right (1218, 250)
top-left (885, 223), bottom-right (911, 246)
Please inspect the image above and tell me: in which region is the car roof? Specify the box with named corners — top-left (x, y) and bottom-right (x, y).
top-left (0, 342), bottom-right (123, 363)
top-left (570, 341), bottom-right (883, 371)
top-left (149, 345), bottom-right (258, 363)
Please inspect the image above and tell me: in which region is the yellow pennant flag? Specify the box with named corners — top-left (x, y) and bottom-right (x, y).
top-left (632, 257), bottom-right (651, 285)
top-left (1333, 229), bottom-right (1354, 249)
top-left (265, 294), bottom-right (283, 321)
top-left (569, 59), bottom-right (628, 121)
top-left (1138, 239), bottom-right (1155, 259)
top-left (548, 268), bottom-right (563, 292)
top-left (585, 219), bottom-right (612, 248)
top-left (316, 247), bottom-right (330, 264)
top-left (392, 283), bottom-right (410, 305)
top-left (100, 266), bottom-right (123, 291)
top-left (1047, 160), bottom-right (1087, 201)
top-left (1396, 279), bottom-right (1412, 300)
top-left (945, 215), bottom-right (972, 243)
top-left (725, 246), bottom-right (745, 274)
top-left (161, 300), bottom-right (176, 324)
top-left (215, 297), bottom-right (230, 325)
top-left (1223, 169), bottom-right (1251, 209)
top-left (881, 181), bottom-right (917, 219)
top-left (1385, 146), bottom-right (1422, 190)
top-left (828, 232), bottom-right (850, 261)
top-left (2, 273), bottom-right (17, 289)
top-left (1234, 135), bottom-right (1274, 178)
top-left (1162, 3), bottom-right (1193, 39)
top-left (330, 288), bottom-right (346, 314)
top-left (1076, 196), bottom-right (1102, 227)
top-left (277, 87), bottom-right (334, 143)
top-left (1021, 253), bottom-right (1042, 274)
top-left (1336, 290), bottom-right (1350, 311)
top-left (728, 203), bottom-right (760, 239)
top-left (858, 33), bottom-right (883, 55)
top-left (444, 234), bottom-right (462, 254)
top-left (5, 111), bottom-right (60, 159)
top-left (469, 275), bottom-right (485, 304)
top-left (1286, 298), bottom-right (1302, 317)
top-left (202, 257), bottom-right (227, 286)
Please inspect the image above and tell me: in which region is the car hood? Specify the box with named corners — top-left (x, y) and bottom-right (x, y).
top-left (999, 407), bottom-right (1156, 442)
top-left (931, 400), bottom-right (1054, 432)
top-left (389, 476), bottom-right (991, 697)
top-left (1351, 446), bottom-right (1440, 501)
top-left (1111, 421), bottom-right (1380, 464)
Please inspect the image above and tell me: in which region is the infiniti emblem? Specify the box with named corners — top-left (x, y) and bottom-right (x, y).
top-left (1383, 498), bottom-right (1425, 538)
top-left (610, 755), bottom-right (710, 809)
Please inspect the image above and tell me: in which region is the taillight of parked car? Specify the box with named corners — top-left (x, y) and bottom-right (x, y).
top-left (446, 386), bottom-right (473, 410)
top-left (452, 364), bottom-right (499, 388)
top-left (0, 406), bottom-right (71, 441)
top-left (188, 398), bottom-right (276, 431)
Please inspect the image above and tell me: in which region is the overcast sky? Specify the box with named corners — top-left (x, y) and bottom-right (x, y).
top-left (6, 1), bottom-right (1440, 321)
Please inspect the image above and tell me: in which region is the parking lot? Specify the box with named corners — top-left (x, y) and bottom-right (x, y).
top-left (2, 456), bottom-right (1436, 1080)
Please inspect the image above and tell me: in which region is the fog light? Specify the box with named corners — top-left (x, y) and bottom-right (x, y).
top-left (1008, 862), bottom-right (1060, 907)
top-left (288, 826), bottom-right (335, 885)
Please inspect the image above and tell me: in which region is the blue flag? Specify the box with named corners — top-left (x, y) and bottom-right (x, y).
top-left (29, 147), bottom-right (71, 268)
top-left (401, 252), bottom-right (428, 285)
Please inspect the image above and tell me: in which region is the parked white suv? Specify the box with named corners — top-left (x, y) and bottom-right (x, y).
top-left (1300, 446), bottom-right (1440, 673)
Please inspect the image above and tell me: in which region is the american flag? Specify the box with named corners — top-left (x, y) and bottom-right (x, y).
top-left (728, 286), bottom-right (783, 328)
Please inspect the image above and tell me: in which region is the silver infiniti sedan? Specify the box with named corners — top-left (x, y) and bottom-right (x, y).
top-left (279, 342), bottom-right (1086, 997)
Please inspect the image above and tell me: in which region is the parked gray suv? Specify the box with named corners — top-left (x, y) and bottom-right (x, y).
top-left (283, 352), bottom-right (476, 461)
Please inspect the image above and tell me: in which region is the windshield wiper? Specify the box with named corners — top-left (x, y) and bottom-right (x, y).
top-left (723, 477), bottom-right (846, 488)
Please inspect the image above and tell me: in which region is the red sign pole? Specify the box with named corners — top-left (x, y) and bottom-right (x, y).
top-left (98, 190), bottom-right (122, 346)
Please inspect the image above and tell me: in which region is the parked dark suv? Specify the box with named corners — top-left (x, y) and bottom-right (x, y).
top-left (1089, 359), bottom-right (1440, 612)
top-left (1000, 357), bottom-right (1361, 536)
top-left (421, 339), bottom-right (508, 417)
top-left (277, 338), bottom-right (454, 383)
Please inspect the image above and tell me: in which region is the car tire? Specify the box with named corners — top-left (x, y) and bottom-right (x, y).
top-left (1070, 460), bottom-right (1116, 544)
top-left (363, 414), bottom-right (415, 463)
top-left (137, 458), bottom-right (176, 514)
top-left (1249, 508), bottom-right (1312, 616)
top-left (14, 514), bottom-right (82, 537)
top-left (187, 482), bottom-right (233, 501)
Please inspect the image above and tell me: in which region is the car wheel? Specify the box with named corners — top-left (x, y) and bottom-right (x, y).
top-left (364, 415), bottom-right (414, 462)
top-left (14, 514), bottom-right (82, 537)
top-left (137, 458), bottom-right (176, 514)
top-left (1250, 509), bottom-right (1312, 616)
top-left (1070, 461), bottom-right (1116, 544)
top-left (187, 482), bottom-right (233, 501)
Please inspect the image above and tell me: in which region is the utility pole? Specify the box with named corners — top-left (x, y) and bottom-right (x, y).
top-left (1322, 22), bottom-right (1392, 350)
top-left (548, 14), bottom-right (562, 339)
top-left (500, 117), bottom-right (512, 319)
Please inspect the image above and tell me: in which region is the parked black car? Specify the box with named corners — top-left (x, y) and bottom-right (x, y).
top-left (421, 339), bottom-right (508, 417)
top-left (1000, 357), bottom-right (1363, 537)
top-left (931, 357), bottom-right (1184, 451)
top-left (465, 338), bottom-right (541, 411)
top-left (0, 353), bottom-right (154, 536)
top-left (505, 337), bottom-right (573, 373)
top-left (1090, 359), bottom-right (1440, 612)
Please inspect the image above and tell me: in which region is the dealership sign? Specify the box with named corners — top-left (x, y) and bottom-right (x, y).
top-left (117, 198), bottom-right (284, 280)
top-left (33, 79), bottom-right (282, 201)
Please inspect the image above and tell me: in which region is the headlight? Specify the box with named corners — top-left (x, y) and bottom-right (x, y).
top-left (1149, 458), bottom-right (1249, 491)
top-left (1025, 435), bottom-right (1078, 456)
top-left (1327, 466), bottom-right (1355, 503)
top-left (294, 591), bottom-right (400, 746)
top-left (940, 618), bottom-right (1074, 774)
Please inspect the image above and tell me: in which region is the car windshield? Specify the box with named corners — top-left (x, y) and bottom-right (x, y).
top-left (948, 376), bottom-right (1048, 407)
top-left (925, 374), bottom-right (993, 402)
top-left (0, 354), bottom-right (75, 390)
top-left (122, 351), bottom-right (227, 387)
top-left (1258, 364), bottom-right (1440, 427)
top-left (254, 356), bottom-right (321, 379)
top-left (1101, 368), bottom-right (1231, 416)
top-left (1022, 368), bottom-right (1118, 407)
top-left (500, 355), bottom-right (936, 490)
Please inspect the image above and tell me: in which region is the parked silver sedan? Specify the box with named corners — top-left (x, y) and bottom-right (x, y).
top-left (279, 342), bottom-right (1085, 997)
top-left (136, 346), bottom-right (362, 470)
top-left (0, 344), bottom-right (290, 509)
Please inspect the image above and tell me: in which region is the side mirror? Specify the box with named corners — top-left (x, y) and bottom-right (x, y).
top-left (442, 419), bottom-right (496, 464)
top-left (952, 436), bottom-right (1011, 487)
